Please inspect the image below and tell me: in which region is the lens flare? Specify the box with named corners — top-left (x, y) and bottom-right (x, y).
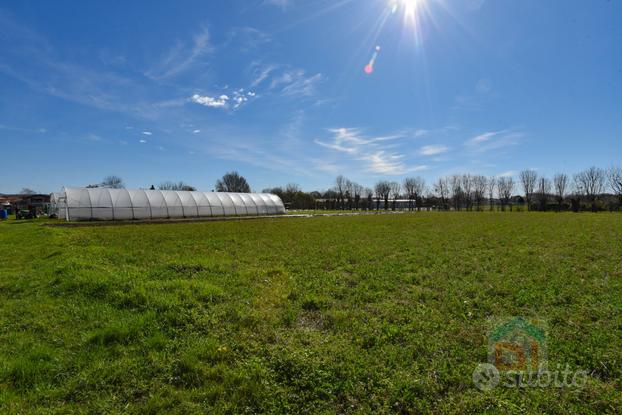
top-left (364, 45), bottom-right (381, 75)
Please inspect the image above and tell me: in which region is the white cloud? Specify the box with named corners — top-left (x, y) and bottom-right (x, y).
top-left (190, 89), bottom-right (255, 110)
top-left (419, 145), bottom-right (449, 156)
top-left (315, 127), bottom-right (426, 175)
top-left (139, 139), bottom-right (147, 144)
top-left (362, 151), bottom-right (407, 175)
top-left (193, 129), bottom-right (201, 134)
top-left (232, 88), bottom-right (253, 108)
top-left (468, 131), bottom-right (498, 145)
top-left (466, 130), bottom-right (523, 153)
top-left (191, 93), bottom-right (229, 108)
top-left (142, 131), bottom-right (152, 136)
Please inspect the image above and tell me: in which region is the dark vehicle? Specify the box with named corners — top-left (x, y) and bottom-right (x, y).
top-left (16, 209), bottom-right (36, 220)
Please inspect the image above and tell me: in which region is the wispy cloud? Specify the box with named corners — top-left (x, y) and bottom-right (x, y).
top-left (270, 69), bottom-right (323, 97)
top-left (225, 27), bottom-right (271, 52)
top-left (142, 131), bottom-right (153, 136)
top-left (0, 124), bottom-right (46, 134)
top-left (468, 131), bottom-right (498, 145)
top-left (315, 128), bottom-right (426, 175)
top-left (251, 63), bottom-right (323, 99)
top-left (465, 130), bottom-right (523, 153)
top-left (419, 145), bottom-right (449, 156)
top-left (0, 12), bottom-right (171, 119)
top-left (361, 152), bottom-right (427, 175)
top-left (250, 63), bottom-right (278, 87)
top-left (280, 71), bottom-right (322, 98)
top-left (146, 26), bottom-right (213, 80)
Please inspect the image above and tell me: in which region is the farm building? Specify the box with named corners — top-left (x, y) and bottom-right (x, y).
top-left (0, 193), bottom-right (50, 215)
top-left (50, 187), bottom-right (285, 221)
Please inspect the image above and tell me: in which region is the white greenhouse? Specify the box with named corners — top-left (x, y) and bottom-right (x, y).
top-left (50, 187), bottom-right (286, 221)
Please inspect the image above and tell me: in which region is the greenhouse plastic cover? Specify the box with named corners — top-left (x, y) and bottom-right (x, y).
top-left (51, 187), bottom-right (285, 221)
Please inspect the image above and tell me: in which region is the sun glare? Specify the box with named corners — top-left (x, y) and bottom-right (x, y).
top-left (400, 0), bottom-right (420, 18)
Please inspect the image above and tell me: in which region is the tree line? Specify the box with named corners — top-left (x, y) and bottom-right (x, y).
top-left (270, 166), bottom-right (622, 212)
top-left (88, 166), bottom-right (622, 213)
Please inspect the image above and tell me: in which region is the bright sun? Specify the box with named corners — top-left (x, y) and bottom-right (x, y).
top-left (400, 0), bottom-right (420, 17)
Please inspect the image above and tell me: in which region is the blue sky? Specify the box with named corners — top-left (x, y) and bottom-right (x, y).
top-left (1, 0), bottom-right (620, 193)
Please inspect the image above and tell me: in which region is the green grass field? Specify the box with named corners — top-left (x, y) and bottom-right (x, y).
top-left (0, 213), bottom-right (621, 414)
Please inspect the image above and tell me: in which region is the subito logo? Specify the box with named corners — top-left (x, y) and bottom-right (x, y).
top-left (488, 316), bottom-right (547, 373)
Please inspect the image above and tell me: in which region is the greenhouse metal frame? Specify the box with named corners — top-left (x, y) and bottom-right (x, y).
top-left (51, 187), bottom-right (286, 221)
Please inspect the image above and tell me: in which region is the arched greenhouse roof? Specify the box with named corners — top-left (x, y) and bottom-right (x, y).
top-left (52, 187), bottom-right (285, 221)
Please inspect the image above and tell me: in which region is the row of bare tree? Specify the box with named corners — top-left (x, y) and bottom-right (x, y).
top-left (278, 166), bottom-right (621, 212)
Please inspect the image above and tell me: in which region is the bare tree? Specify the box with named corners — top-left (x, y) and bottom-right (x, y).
top-left (344, 179), bottom-right (354, 210)
top-left (552, 173), bottom-right (568, 212)
top-left (20, 188), bottom-right (36, 195)
top-left (353, 183), bottom-right (364, 210)
top-left (106, 176), bottom-right (124, 188)
top-left (497, 176), bottom-right (515, 211)
top-left (102, 175), bottom-right (124, 189)
top-left (472, 175), bottom-right (487, 211)
top-left (574, 166), bottom-right (606, 212)
top-left (374, 181), bottom-right (391, 210)
top-left (403, 177), bottom-right (416, 211)
top-left (536, 177), bottom-right (551, 211)
top-left (519, 170), bottom-right (537, 211)
top-left (389, 182), bottom-right (401, 211)
top-left (608, 166), bottom-right (622, 206)
top-left (158, 181), bottom-right (196, 191)
top-left (364, 187), bottom-right (374, 210)
top-left (283, 183), bottom-right (301, 207)
top-left (335, 175), bottom-right (347, 210)
top-left (285, 183), bottom-right (301, 194)
top-left (449, 175), bottom-right (463, 210)
top-left (215, 171), bottom-right (251, 192)
top-left (462, 174), bottom-right (474, 211)
top-left (434, 177), bottom-right (450, 210)
top-left (403, 177), bottom-right (425, 211)
top-left (323, 188), bottom-right (338, 210)
top-left (487, 176), bottom-right (496, 211)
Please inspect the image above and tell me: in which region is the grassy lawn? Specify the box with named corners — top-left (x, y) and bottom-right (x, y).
top-left (0, 213), bottom-right (621, 414)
